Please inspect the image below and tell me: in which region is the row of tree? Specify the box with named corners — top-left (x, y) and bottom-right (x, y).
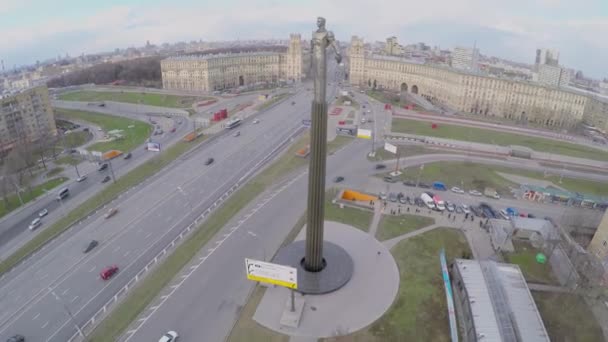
top-left (47, 56), bottom-right (165, 88)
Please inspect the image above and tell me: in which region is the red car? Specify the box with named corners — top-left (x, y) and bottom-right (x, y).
top-left (100, 265), bottom-right (119, 280)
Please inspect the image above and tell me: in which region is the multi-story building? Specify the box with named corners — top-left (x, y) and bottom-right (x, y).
top-left (0, 86), bottom-right (57, 154)
top-left (161, 34), bottom-right (302, 92)
top-left (535, 48), bottom-right (559, 69)
top-left (349, 36), bottom-right (607, 130)
top-left (385, 36), bottom-right (403, 56)
top-left (451, 46), bottom-right (479, 72)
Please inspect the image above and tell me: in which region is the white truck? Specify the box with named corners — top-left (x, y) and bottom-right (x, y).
top-left (420, 193), bottom-right (436, 210)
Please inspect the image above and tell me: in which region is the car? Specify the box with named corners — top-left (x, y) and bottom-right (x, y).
top-left (76, 175), bottom-right (87, 182)
top-left (499, 209), bottom-right (510, 220)
top-left (527, 213), bottom-right (536, 218)
top-left (388, 192), bottom-right (398, 202)
top-left (100, 265), bottom-right (119, 280)
top-left (445, 202), bottom-right (455, 212)
top-left (383, 176), bottom-right (397, 183)
top-left (83, 240), bottom-right (99, 253)
top-left (177, 120), bottom-right (182, 125)
top-left (461, 204), bottom-right (471, 215)
top-left (291, 101), bottom-right (296, 105)
top-left (101, 176), bottom-right (111, 183)
top-left (233, 131), bottom-right (241, 137)
top-left (6, 335), bottom-right (25, 342)
top-left (124, 152), bottom-right (132, 160)
top-left (361, 118), bottom-right (366, 124)
top-left (451, 186), bottom-right (465, 194)
top-left (105, 208), bottom-right (119, 219)
top-left (379, 192), bottom-right (387, 200)
top-left (334, 176), bottom-right (344, 183)
top-left (418, 182), bottom-right (431, 189)
top-left (469, 189), bottom-right (483, 196)
top-left (38, 209), bottom-right (48, 217)
top-left (252, 119), bottom-right (260, 124)
top-left (455, 206), bottom-right (464, 214)
top-left (414, 198), bottom-right (424, 207)
top-left (158, 331), bottom-right (179, 342)
top-left (98, 163), bottom-right (108, 172)
top-left (29, 218), bottom-right (42, 231)
top-left (157, 129), bottom-right (164, 135)
top-left (204, 158), bottom-right (214, 165)
top-left (471, 206), bottom-right (484, 217)
top-left (403, 180), bottom-right (416, 187)
top-left (399, 196), bottom-right (407, 204)
top-left (375, 164), bottom-right (386, 170)
top-left (151, 120), bottom-right (157, 124)
top-left (97, 128), bottom-right (103, 132)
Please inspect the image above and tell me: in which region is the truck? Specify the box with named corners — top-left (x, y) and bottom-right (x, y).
top-left (432, 181), bottom-right (447, 191)
top-left (432, 195), bottom-right (446, 211)
top-left (484, 187), bottom-right (500, 199)
top-left (420, 193), bottom-right (436, 210)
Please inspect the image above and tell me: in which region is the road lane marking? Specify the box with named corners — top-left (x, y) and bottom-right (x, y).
top-left (71, 296), bottom-right (79, 303)
top-left (113, 246), bottom-right (121, 253)
top-left (124, 251), bottom-right (131, 257)
top-left (144, 232), bottom-right (152, 239)
top-left (88, 266), bottom-right (96, 273)
top-left (61, 288), bottom-right (70, 296)
top-left (32, 313), bottom-right (40, 320)
top-left (41, 321), bottom-right (49, 329)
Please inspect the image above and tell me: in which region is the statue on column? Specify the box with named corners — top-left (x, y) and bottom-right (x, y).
top-left (311, 17), bottom-right (341, 103)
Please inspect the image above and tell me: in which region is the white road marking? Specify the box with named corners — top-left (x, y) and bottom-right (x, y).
top-left (144, 232), bottom-right (152, 239)
top-left (41, 321), bottom-right (49, 329)
top-left (247, 231), bottom-right (257, 237)
top-left (71, 296), bottom-right (79, 303)
top-left (124, 251), bottom-right (131, 257)
top-left (32, 313), bottom-right (40, 320)
top-left (113, 246), bottom-right (121, 253)
top-left (88, 266), bottom-right (96, 273)
top-left (61, 288), bottom-right (70, 296)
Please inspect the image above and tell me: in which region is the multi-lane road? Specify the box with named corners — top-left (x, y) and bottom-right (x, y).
top-left (0, 80), bottom-right (334, 341)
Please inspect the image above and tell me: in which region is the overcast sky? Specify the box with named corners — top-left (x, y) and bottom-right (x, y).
top-left (1, 0), bottom-right (606, 78)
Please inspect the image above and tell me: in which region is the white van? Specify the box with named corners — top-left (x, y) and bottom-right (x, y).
top-left (499, 209), bottom-right (510, 220)
top-left (29, 218), bottom-right (42, 231)
top-left (57, 188), bottom-right (69, 201)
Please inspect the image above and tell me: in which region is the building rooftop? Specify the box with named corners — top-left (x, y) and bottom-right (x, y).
top-left (454, 259), bottom-right (550, 342)
top-left (164, 48), bottom-right (288, 62)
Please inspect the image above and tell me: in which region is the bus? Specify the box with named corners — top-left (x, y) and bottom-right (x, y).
top-left (336, 125), bottom-right (357, 136)
top-left (57, 188), bottom-right (70, 201)
top-left (225, 117), bottom-right (242, 129)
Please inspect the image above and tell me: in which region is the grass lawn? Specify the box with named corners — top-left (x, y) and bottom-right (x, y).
top-left (54, 155), bottom-right (82, 166)
top-left (391, 117), bottom-right (608, 162)
top-left (46, 167), bottom-right (64, 178)
top-left (505, 169), bottom-right (608, 197)
top-left (532, 292), bottom-right (604, 342)
top-left (335, 95), bottom-right (360, 109)
top-left (0, 177), bottom-right (68, 219)
top-left (368, 145), bottom-right (450, 161)
top-left (375, 214), bottom-right (435, 241)
top-left (325, 228), bottom-right (471, 342)
top-left (58, 90), bottom-right (212, 108)
top-left (255, 93), bottom-right (290, 111)
top-left (326, 189), bottom-right (373, 232)
top-left (63, 131), bottom-right (91, 148)
top-left (55, 108), bottom-right (151, 153)
top-left (503, 240), bottom-right (558, 285)
top-left (327, 135), bottom-right (353, 155)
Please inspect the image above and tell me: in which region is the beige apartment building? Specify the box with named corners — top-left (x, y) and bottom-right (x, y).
top-left (0, 86), bottom-right (57, 154)
top-left (161, 34), bottom-right (302, 92)
top-left (349, 36), bottom-right (608, 130)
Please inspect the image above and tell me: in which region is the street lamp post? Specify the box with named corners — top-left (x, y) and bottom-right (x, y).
top-left (49, 288), bottom-right (85, 339)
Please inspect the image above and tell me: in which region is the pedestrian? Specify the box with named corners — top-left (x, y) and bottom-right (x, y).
top-left (407, 207), bottom-right (410, 212)
top-left (465, 213), bottom-right (469, 219)
top-left (369, 200), bottom-right (373, 206)
top-left (448, 213), bottom-right (451, 219)
top-left (398, 207), bottom-right (401, 214)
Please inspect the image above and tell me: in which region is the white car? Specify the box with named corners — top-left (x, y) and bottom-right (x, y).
top-left (461, 204), bottom-right (471, 215)
top-left (469, 189), bottom-right (483, 196)
top-left (158, 331), bottom-right (179, 342)
top-left (451, 187), bottom-right (465, 194)
top-left (38, 209), bottom-right (49, 217)
top-left (29, 218), bottom-right (42, 231)
top-left (252, 119), bottom-right (260, 124)
top-left (361, 118), bottom-right (366, 124)
top-left (76, 175), bottom-right (87, 182)
top-left (379, 192), bottom-right (388, 200)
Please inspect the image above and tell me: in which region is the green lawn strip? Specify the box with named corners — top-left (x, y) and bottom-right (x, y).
top-left (375, 214), bottom-right (435, 241)
top-left (391, 117), bottom-right (608, 162)
top-left (46, 167), bottom-right (64, 178)
top-left (54, 155), bottom-right (82, 166)
top-left (368, 145), bottom-right (450, 161)
top-left (532, 291), bottom-right (604, 342)
top-left (324, 228), bottom-right (471, 341)
top-left (55, 108), bottom-right (151, 153)
top-left (499, 168), bottom-right (608, 197)
top-left (503, 240), bottom-right (558, 285)
top-left (0, 177), bottom-right (68, 219)
top-left (325, 189), bottom-right (373, 232)
top-left (255, 93), bottom-right (290, 111)
top-left (63, 131), bottom-right (91, 148)
top-left (0, 139), bottom-right (199, 276)
top-left (58, 90), bottom-right (212, 108)
top-left (335, 95), bottom-right (360, 109)
top-left (327, 136), bottom-right (353, 154)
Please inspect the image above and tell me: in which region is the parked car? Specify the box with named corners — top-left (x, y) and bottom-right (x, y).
top-left (399, 196), bottom-right (407, 204)
top-left (432, 182), bottom-right (447, 191)
top-left (375, 164), bottom-right (386, 170)
top-left (29, 218), bottom-right (42, 231)
top-left (455, 206), bottom-right (464, 214)
top-left (123, 152), bottom-right (132, 160)
top-left (334, 176), bottom-right (344, 183)
top-left (291, 101), bottom-right (296, 105)
top-left (105, 208), bottom-right (119, 219)
top-left (100, 265), bottom-right (119, 280)
top-left (499, 209), bottom-right (510, 220)
top-left (418, 182), bottom-right (431, 189)
top-left (379, 192), bottom-right (388, 200)
top-left (6, 335), bottom-right (25, 342)
top-left (527, 213), bottom-right (536, 218)
top-left (445, 201), bottom-right (455, 212)
top-left (451, 187), bottom-right (465, 194)
top-left (471, 206), bottom-right (484, 217)
top-left (76, 175), bottom-right (87, 182)
top-left (158, 331), bottom-right (179, 342)
top-left (83, 240), bottom-right (99, 253)
top-left (204, 158), bottom-right (214, 165)
top-left (414, 198), bottom-right (424, 207)
top-left (388, 193), bottom-right (398, 202)
top-left (461, 204), bottom-right (471, 215)
top-left (98, 163), bottom-right (108, 172)
top-left (383, 176), bottom-right (397, 183)
top-left (469, 189), bottom-right (483, 196)
top-left (170, 127), bottom-right (176, 133)
top-left (38, 208), bottom-right (49, 217)
top-left (101, 176), bottom-right (111, 183)
top-left (403, 180), bottom-right (416, 187)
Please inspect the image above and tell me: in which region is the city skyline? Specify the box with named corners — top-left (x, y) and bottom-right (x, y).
top-left (1, 0), bottom-right (607, 78)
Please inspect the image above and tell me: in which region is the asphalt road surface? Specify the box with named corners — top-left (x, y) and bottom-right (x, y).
top-left (0, 82), bottom-right (330, 342)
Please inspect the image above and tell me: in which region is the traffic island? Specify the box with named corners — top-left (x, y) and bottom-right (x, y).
top-left (253, 221), bottom-right (399, 339)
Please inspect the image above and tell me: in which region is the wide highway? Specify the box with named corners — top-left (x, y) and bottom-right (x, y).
top-left (0, 78), bottom-right (335, 342)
